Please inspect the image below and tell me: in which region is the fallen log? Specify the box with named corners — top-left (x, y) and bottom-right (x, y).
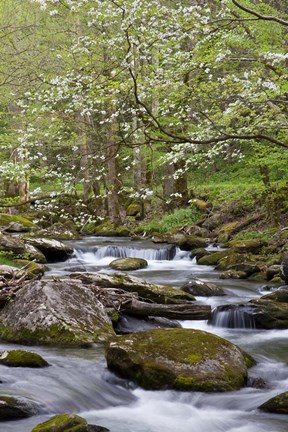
top-left (120, 298), bottom-right (211, 320)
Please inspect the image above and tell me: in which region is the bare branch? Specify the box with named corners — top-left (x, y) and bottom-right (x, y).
top-left (232, 0), bottom-right (288, 27)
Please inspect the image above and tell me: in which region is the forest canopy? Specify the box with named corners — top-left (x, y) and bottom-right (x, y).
top-left (0, 0), bottom-right (287, 224)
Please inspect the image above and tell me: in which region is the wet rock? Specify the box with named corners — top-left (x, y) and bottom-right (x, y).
top-left (24, 238), bottom-right (73, 262)
top-left (258, 391), bottom-right (288, 414)
top-left (280, 254), bottom-right (288, 283)
top-left (0, 233), bottom-right (28, 255)
top-left (0, 396), bottom-right (38, 420)
top-left (190, 248), bottom-right (209, 260)
top-left (0, 279), bottom-right (115, 345)
top-left (266, 264), bottom-right (281, 281)
top-left (31, 413), bottom-right (110, 432)
top-left (180, 278), bottom-right (225, 296)
top-left (70, 272), bottom-right (195, 304)
top-left (249, 289), bottom-right (288, 329)
top-left (175, 234), bottom-right (209, 251)
top-left (219, 270), bottom-right (247, 279)
top-left (0, 349), bottom-right (49, 368)
top-left (110, 257), bottom-right (148, 271)
top-left (197, 250), bottom-right (230, 266)
top-left (227, 239), bottom-right (268, 254)
top-left (106, 328), bottom-right (254, 392)
top-left (115, 314), bottom-right (181, 334)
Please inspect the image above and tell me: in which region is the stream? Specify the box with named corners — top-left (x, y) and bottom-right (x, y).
top-left (1, 236), bottom-right (288, 432)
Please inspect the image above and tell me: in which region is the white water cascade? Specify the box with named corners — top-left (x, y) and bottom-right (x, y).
top-left (1, 237), bottom-right (288, 432)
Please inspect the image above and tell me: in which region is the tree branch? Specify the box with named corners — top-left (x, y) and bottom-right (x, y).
top-left (232, 0), bottom-right (288, 27)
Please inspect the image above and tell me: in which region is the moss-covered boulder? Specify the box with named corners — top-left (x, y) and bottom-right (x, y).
top-left (248, 289), bottom-right (288, 329)
top-left (110, 257), bottom-right (148, 271)
top-left (31, 413), bottom-right (110, 432)
top-left (174, 234), bottom-right (208, 251)
top-left (105, 328), bottom-right (254, 392)
top-left (126, 203), bottom-right (142, 217)
top-left (70, 272), bottom-right (195, 304)
top-left (0, 396), bottom-right (38, 420)
top-left (93, 221), bottom-right (130, 237)
top-left (0, 213), bottom-right (36, 232)
top-left (190, 248), bottom-right (210, 261)
top-left (216, 253), bottom-right (261, 277)
top-left (258, 391), bottom-right (288, 414)
top-left (0, 279), bottom-right (115, 345)
top-left (197, 250), bottom-right (230, 266)
top-left (180, 278), bottom-right (225, 296)
top-left (227, 239), bottom-right (268, 254)
top-left (0, 349), bottom-right (48, 368)
top-left (15, 260), bottom-right (47, 278)
top-left (24, 238), bottom-right (73, 262)
top-left (280, 253), bottom-right (288, 283)
top-left (216, 221), bottom-right (239, 243)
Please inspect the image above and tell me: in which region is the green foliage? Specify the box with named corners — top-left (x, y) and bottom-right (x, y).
top-left (137, 207), bottom-right (201, 234)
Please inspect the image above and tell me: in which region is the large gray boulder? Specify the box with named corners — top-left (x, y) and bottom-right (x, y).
top-left (105, 328), bottom-right (254, 392)
top-left (24, 238), bottom-right (73, 262)
top-left (0, 396), bottom-right (38, 420)
top-left (0, 279), bottom-right (115, 345)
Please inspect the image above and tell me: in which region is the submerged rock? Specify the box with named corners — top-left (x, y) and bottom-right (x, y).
top-left (180, 278), bottom-right (225, 296)
top-left (110, 257), bottom-right (148, 271)
top-left (106, 328), bottom-right (254, 392)
top-left (0, 279), bottom-right (115, 345)
top-left (258, 391), bottom-right (288, 414)
top-left (31, 413), bottom-right (110, 432)
top-left (0, 349), bottom-right (49, 368)
top-left (0, 396), bottom-right (38, 420)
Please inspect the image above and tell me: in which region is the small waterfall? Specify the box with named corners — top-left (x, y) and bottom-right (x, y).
top-left (74, 245), bottom-right (177, 261)
top-left (209, 305), bottom-right (256, 329)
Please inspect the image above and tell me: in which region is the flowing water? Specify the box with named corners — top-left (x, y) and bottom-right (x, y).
top-left (1, 237), bottom-right (288, 432)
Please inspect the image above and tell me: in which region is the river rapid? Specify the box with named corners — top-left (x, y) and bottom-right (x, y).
top-left (1, 237), bottom-right (288, 432)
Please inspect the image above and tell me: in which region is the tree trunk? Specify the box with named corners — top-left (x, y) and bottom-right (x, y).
top-left (121, 298), bottom-right (211, 320)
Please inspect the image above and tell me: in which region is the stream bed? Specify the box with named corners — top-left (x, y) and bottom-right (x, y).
top-left (1, 236), bottom-right (288, 432)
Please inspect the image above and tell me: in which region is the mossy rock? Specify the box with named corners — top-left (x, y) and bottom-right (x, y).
top-left (0, 349), bottom-right (49, 368)
top-left (248, 290), bottom-right (288, 329)
top-left (219, 270), bottom-right (248, 279)
top-left (173, 234), bottom-right (208, 251)
top-left (15, 260), bottom-right (47, 278)
top-left (226, 239), bottom-right (268, 254)
top-left (197, 250), bottom-right (230, 266)
top-left (34, 222), bottom-right (80, 240)
top-left (71, 272), bottom-right (195, 304)
top-left (110, 258), bottom-right (148, 271)
top-left (216, 222), bottom-right (239, 243)
top-left (190, 248), bottom-right (210, 261)
top-left (0, 396), bottom-right (37, 420)
top-left (0, 279), bottom-right (115, 346)
top-left (258, 391), bottom-right (288, 414)
top-left (93, 221), bottom-right (130, 237)
top-left (126, 203), bottom-right (142, 217)
top-left (31, 413), bottom-right (109, 432)
top-left (0, 213), bottom-right (36, 232)
top-left (105, 328), bottom-right (253, 392)
top-left (216, 253), bottom-right (255, 271)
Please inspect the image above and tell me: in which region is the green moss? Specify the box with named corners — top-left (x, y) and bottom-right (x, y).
top-left (0, 349), bottom-right (49, 368)
top-left (106, 328), bottom-right (253, 392)
top-left (0, 322), bottom-right (114, 347)
top-left (31, 413), bottom-right (91, 432)
top-left (0, 213), bottom-right (36, 229)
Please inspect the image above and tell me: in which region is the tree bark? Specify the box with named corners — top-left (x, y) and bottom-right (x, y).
top-left (121, 298), bottom-right (211, 320)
